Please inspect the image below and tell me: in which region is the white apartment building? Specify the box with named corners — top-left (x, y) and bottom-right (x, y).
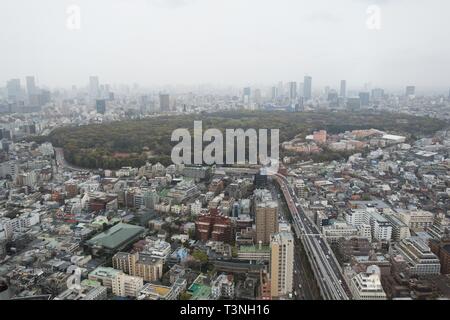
top-left (211, 274), bottom-right (235, 299)
top-left (347, 265), bottom-right (387, 300)
top-left (190, 200), bottom-right (203, 215)
top-left (270, 231), bottom-right (294, 298)
top-left (385, 214), bottom-right (411, 241)
top-left (398, 210), bottom-right (434, 232)
top-left (322, 222), bottom-right (358, 243)
top-left (346, 209), bottom-right (392, 241)
top-left (394, 237), bottom-right (441, 276)
top-left (112, 272), bottom-right (143, 298)
top-left (357, 224), bottom-right (372, 240)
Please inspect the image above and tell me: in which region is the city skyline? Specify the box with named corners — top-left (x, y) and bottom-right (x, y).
top-left (3, 74), bottom-right (449, 97)
top-left (2, 0), bottom-right (450, 89)
top-left (3, 0), bottom-right (450, 305)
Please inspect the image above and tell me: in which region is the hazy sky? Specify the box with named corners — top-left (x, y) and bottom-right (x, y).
top-left (1, 0), bottom-right (450, 90)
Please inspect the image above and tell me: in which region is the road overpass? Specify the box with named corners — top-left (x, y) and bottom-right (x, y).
top-left (273, 172), bottom-right (351, 300)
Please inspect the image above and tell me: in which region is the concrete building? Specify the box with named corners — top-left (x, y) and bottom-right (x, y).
top-left (429, 237), bottom-right (450, 274)
top-left (255, 189), bottom-right (278, 245)
top-left (398, 210), bottom-right (434, 232)
top-left (88, 267), bottom-right (122, 290)
top-left (346, 209), bottom-right (392, 241)
top-left (86, 223), bottom-right (145, 255)
top-left (347, 265), bottom-right (387, 300)
top-left (195, 209), bottom-right (232, 243)
top-left (211, 274), bottom-right (235, 299)
top-left (159, 93), bottom-right (170, 112)
top-left (395, 237), bottom-right (441, 276)
top-left (111, 272), bottom-right (143, 298)
top-left (340, 80), bottom-right (346, 98)
top-left (270, 231), bottom-right (294, 298)
top-left (112, 251), bottom-right (164, 282)
top-left (385, 214), bottom-right (411, 241)
top-left (322, 222), bottom-right (358, 244)
top-left (303, 76), bottom-right (312, 100)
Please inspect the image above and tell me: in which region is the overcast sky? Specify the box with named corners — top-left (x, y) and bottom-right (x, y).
top-left (1, 0), bottom-right (450, 91)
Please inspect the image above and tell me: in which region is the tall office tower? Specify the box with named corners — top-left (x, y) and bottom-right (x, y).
top-left (303, 76), bottom-right (312, 101)
top-left (101, 84), bottom-right (111, 99)
top-left (277, 82), bottom-right (284, 98)
top-left (288, 82), bottom-right (297, 101)
top-left (89, 76), bottom-right (100, 101)
top-left (255, 192), bottom-right (278, 245)
top-left (253, 88), bottom-right (262, 104)
top-left (270, 231), bottom-right (294, 298)
top-left (140, 95), bottom-right (149, 114)
top-left (371, 88), bottom-right (384, 100)
top-left (327, 90), bottom-right (338, 106)
top-left (359, 92), bottom-right (370, 106)
top-left (6, 79), bottom-right (21, 102)
top-left (347, 97), bottom-right (361, 110)
top-left (271, 86), bottom-right (278, 100)
top-left (26, 76), bottom-right (36, 95)
top-left (96, 99), bottom-right (106, 114)
top-left (243, 87), bottom-right (251, 104)
top-left (159, 93), bottom-right (170, 112)
top-left (340, 80), bottom-right (346, 98)
top-left (405, 86), bottom-right (416, 97)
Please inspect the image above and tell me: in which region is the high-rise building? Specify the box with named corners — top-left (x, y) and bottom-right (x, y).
top-left (96, 99), bottom-right (106, 114)
top-left (347, 97), bottom-right (361, 110)
top-left (303, 76), bottom-right (312, 101)
top-left (270, 231), bottom-right (294, 298)
top-left (6, 79), bottom-right (21, 102)
top-left (159, 93), bottom-right (170, 112)
top-left (359, 92), bottom-right (370, 106)
top-left (295, 97), bottom-right (304, 112)
top-left (277, 82), bottom-right (284, 98)
top-left (340, 80), bottom-right (346, 98)
top-left (253, 88), bottom-right (262, 104)
top-left (371, 88), bottom-right (384, 100)
top-left (327, 90), bottom-right (338, 106)
top-left (405, 86), bottom-right (416, 97)
top-left (26, 76), bottom-right (36, 95)
top-left (288, 82), bottom-right (297, 101)
top-left (271, 86), bottom-right (278, 100)
top-left (89, 76), bottom-right (99, 101)
top-left (255, 189), bottom-right (278, 245)
top-left (243, 87), bottom-right (251, 104)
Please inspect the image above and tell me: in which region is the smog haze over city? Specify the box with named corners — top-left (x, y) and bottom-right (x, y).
top-left (2, 0), bottom-right (450, 312)
top-left (2, 0), bottom-right (450, 92)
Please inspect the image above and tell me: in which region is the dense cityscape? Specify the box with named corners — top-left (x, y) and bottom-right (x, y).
top-left (3, 1), bottom-right (450, 310)
top-left (1, 75), bottom-right (450, 301)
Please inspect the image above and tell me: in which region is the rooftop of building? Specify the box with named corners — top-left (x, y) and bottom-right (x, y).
top-left (238, 244), bottom-right (270, 253)
top-left (86, 222), bottom-right (145, 250)
top-left (89, 266), bottom-right (121, 278)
